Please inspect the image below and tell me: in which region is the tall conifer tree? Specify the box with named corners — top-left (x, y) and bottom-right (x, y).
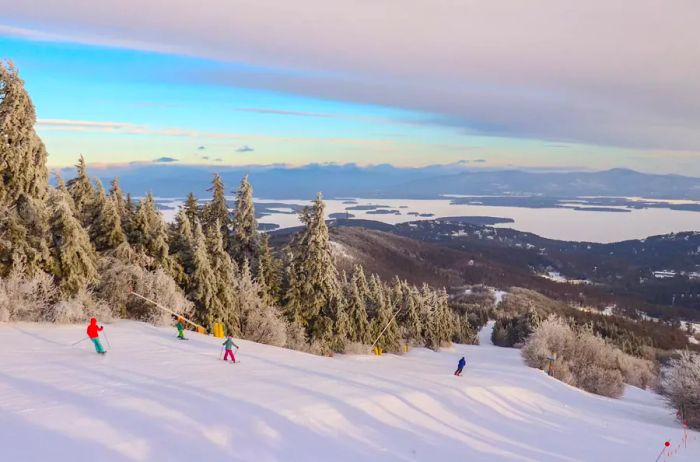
top-left (170, 208), bottom-right (195, 284)
top-left (183, 192), bottom-right (200, 227)
top-left (257, 233), bottom-right (281, 303)
top-left (188, 219), bottom-right (217, 328)
top-left (284, 193), bottom-right (339, 335)
top-left (346, 267), bottom-right (371, 344)
top-left (48, 190), bottom-right (98, 296)
top-left (231, 175), bottom-right (258, 265)
top-left (203, 174), bottom-right (230, 241)
top-left (0, 62), bottom-right (48, 205)
top-left (207, 220), bottom-right (240, 335)
top-left (0, 62), bottom-right (51, 275)
top-left (65, 155), bottom-right (94, 226)
top-left (91, 194), bottom-right (127, 252)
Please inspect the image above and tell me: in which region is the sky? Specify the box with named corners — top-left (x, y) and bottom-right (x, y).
top-left (1, 1), bottom-right (699, 175)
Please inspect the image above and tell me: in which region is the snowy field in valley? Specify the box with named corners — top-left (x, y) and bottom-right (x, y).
top-left (1, 321), bottom-right (697, 462)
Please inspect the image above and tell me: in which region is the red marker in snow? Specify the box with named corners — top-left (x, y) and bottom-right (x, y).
top-left (654, 441), bottom-right (671, 462)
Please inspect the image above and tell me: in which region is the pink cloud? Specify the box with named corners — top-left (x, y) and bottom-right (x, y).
top-left (5, 1), bottom-right (700, 150)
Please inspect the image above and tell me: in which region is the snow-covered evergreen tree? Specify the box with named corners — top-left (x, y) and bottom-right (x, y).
top-left (109, 177), bottom-right (127, 221)
top-left (66, 155), bottom-right (95, 226)
top-left (231, 175), bottom-right (258, 265)
top-left (207, 220), bottom-right (240, 336)
top-left (346, 266), bottom-right (371, 344)
top-left (202, 174), bottom-right (230, 242)
top-left (131, 193), bottom-right (176, 274)
top-left (91, 194), bottom-right (127, 252)
top-left (169, 208), bottom-right (195, 284)
top-left (330, 289), bottom-right (351, 352)
top-left (48, 190), bottom-right (98, 296)
top-left (183, 192), bottom-right (200, 227)
top-left (188, 219), bottom-right (217, 328)
top-left (402, 283), bottom-right (423, 344)
top-left (284, 193), bottom-right (340, 339)
top-left (0, 193), bottom-right (51, 276)
top-left (257, 233), bottom-right (281, 304)
top-left (0, 62), bottom-right (51, 276)
top-left (0, 62), bottom-right (49, 205)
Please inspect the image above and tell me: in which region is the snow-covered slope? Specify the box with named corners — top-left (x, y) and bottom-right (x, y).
top-left (0, 321), bottom-right (696, 462)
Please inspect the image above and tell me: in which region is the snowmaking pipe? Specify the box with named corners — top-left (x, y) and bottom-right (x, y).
top-left (369, 307), bottom-right (403, 353)
top-left (129, 290), bottom-right (207, 333)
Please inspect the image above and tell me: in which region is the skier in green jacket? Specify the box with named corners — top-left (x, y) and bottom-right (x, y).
top-left (222, 335), bottom-right (239, 362)
top-left (176, 317), bottom-right (187, 340)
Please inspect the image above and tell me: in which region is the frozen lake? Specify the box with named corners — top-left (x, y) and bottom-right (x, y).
top-left (158, 197), bottom-right (700, 243)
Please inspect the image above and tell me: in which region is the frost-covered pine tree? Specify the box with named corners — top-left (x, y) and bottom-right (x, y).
top-left (91, 193), bottom-right (127, 253)
top-left (188, 219), bottom-right (217, 328)
top-left (0, 62), bottom-right (51, 276)
top-left (183, 192), bottom-right (200, 227)
top-left (284, 193), bottom-right (340, 337)
top-left (131, 193), bottom-right (176, 274)
top-left (169, 208), bottom-right (195, 284)
top-left (328, 288), bottom-right (351, 353)
top-left (87, 178), bottom-right (106, 229)
top-left (346, 266), bottom-right (371, 344)
top-left (257, 233), bottom-right (281, 303)
top-left (48, 189), bottom-right (98, 296)
top-left (367, 273), bottom-right (385, 319)
top-left (206, 219), bottom-right (240, 335)
top-left (202, 174), bottom-right (231, 242)
top-left (109, 177), bottom-right (127, 221)
top-left (402, 283), bottom-right (423, 344)
top-left (65, 155), bottom-right (95, 226)
top-left (231, 175), bottom-right (258, 266)
top-left (0, 61), bottom-right (49, 205)
top-left (0, 193), bottom-right (51, 276)
top-left (353, 264), bottom-right (371, 302)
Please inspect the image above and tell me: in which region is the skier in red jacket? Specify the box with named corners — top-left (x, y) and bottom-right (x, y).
top-left (87, 318), bottom-right (106, 354)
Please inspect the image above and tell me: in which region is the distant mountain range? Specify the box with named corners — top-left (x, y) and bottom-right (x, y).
top-left (56, 163), bottom-right (700, 200)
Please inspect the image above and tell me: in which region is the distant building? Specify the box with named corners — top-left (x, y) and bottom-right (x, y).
top-left (652, 270), bottom-right (676, 279)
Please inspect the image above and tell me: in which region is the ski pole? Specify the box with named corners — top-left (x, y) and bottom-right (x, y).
top-left (102, 330), bottom-right (112, 350)
top-left (70, 337), bottom-right (88, 346)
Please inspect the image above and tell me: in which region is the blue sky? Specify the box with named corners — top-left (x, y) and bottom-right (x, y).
top-left (1, 1), bottom-right (698, 174)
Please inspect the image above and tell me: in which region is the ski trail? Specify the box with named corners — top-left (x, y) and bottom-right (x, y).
top-left (0, 320), bottom-right (697, 462)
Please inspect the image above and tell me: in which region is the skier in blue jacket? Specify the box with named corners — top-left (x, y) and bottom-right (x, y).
top-left (454, 356), bottom-right (466, 376)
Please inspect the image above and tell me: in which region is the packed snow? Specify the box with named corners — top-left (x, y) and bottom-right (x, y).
top-left (0, 321), bottom-right (697, 462)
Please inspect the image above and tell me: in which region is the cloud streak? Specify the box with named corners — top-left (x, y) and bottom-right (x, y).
top-left (36, 119), bottom-right (404, 149)
top-left (7, 1), bottom-right (700, 151)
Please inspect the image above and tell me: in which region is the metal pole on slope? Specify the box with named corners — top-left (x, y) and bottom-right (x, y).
top-left (369, 306), bottom-right (403, 354)
top-left (129, 290), bottom-right (207, 333)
